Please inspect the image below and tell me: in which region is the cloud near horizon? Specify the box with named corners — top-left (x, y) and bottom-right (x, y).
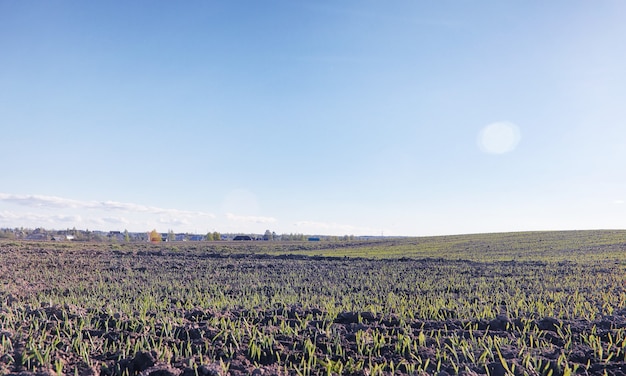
top-left (0, 193), bottom-right (215, 218)
top-left (0, 193), bottom-right (218, 232)
top-left (0, 210), bottom-right (83, 224)
top-left (0, 193), bottom-right (375, 235)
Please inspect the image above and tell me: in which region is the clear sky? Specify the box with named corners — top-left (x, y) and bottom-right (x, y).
top-left (1, 1), bottom-right (625, 236)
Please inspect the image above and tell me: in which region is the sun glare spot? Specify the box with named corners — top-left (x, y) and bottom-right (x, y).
top-left (478, 121), bottom-right (521, 154)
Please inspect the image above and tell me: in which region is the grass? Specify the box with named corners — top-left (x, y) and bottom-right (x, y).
top-left (0, 230), bottom-right (625, 375)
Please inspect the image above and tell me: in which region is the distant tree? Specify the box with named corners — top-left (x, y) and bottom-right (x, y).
top-left (91, 232), bottom-right (105, 242)
top-left (124, 229), bottom-right (130, 242)
top-left (149, 229), bottom-right (161, 243)
top-left (206, 232), bottom-right (214, 241)
top-left (212, 231), bottom-right (221, 241)
top-left (263, 230), bottom-right (273, 241)
top-left (167, 230), bottom-right (175, 242)
top-left (0, 229), bottom-right (15, 239)
top-left (73, 229), bottom-right (88, 242)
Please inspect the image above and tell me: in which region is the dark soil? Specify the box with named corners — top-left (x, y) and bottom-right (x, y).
top-left (1, 239), bottom-right (625, 375)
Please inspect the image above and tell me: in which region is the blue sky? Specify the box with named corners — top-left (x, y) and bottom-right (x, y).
top-left (1, 1), bottom-right (625, 236)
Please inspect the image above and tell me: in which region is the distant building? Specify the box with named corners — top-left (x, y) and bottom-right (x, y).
top-left (308, 237), bottom-right (320, 242)
top-left (26, 233), bottom-right (48, 241)
top-left (52, 234), bottom-right (75, 241)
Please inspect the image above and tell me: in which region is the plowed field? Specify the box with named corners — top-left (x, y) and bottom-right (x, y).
top-left (1, 231), bottom-right (625, 375)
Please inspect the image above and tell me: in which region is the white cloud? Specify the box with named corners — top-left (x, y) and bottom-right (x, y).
top-left (0, 193), bottom-right (215, 218)
top-left (158, 217), bottom-right (192, 226)
top-left (0, 211), bottom-right (19, 220)
top-left (0, 211), bottom-right (42, 222)
top-left (56, 214), bottom-right (83, 223)
top-left (226, 213), bottom-right (277, 223)
top-left (613, 200), bottom-right (625, 204)
top-left (0, 193), bottom-right (218, 232)
top-left (101, 216), bottom-right (131, 225)
top-left (0, 211), bottom-right (82, 225)
top-left (0, 193), bottom-right (87, 209)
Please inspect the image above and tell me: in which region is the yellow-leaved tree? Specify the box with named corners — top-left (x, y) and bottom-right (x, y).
top-left (149, 229), bottom-right (161, 243)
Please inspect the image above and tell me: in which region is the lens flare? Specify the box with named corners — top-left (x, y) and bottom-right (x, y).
top-left (478, 121), bottom-right (521, 154)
